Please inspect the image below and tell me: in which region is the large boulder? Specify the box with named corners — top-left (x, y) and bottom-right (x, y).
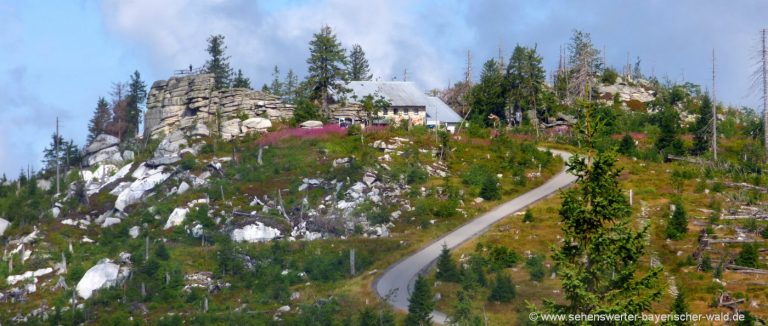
top-left (230, 223), bottom-right (281, 242)
top-left (147, 130), bottom-right (187, 167)
top-left (76, 259), bottom-right (130, 299)
top-left (85, 134), bottom-right (120, 155)
top-left (221, 119), bottom-right (242, 140)
top-left (300, 120), bottom-right (323, 129)
top-left (0, 217), bottom-right (10, 236)
top-left (163, 208), bottom-right (189, 229)
top-left (86, 147), bottom-right (123, 167)
top-left (114, 165), bottom-right (172, 211)
top-left (189, 123), bottom-right (210, 138)
top-left (242, 117), bottom-right (272, 132)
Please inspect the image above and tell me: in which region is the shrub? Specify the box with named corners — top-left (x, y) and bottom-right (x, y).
top-left (487, 245), bottom-right (520, 271)
top-left (523, 209), bottom-right (534, 223)
top-left (487, 273), bottom-right (516, 303)
top-left (736, 243), bottom-right (760, 268)
top-left (480, 174), bottom-right (500, 200)
top-left (525, 253), bottom-right (546, 282)
top-left (601, 67), bottom-right (619, 84)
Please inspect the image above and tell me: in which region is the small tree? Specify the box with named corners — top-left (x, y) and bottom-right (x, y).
top-left (736, 243), bottom-right (760, 268)
top-left (670, 291), bottom-right (689, 326)
top-left (205, 34), bottom-right (233, 90)
top-left (523, 209), bottom-right (534, 223)
top-left (405, 275), bottom-right (434, 326)
top-left (666, 200), bottom-right (688, 240)
top-left (480, 174), bottom-right (500, 200)
top-left (87, 97), bottom-right (112, 143)
top-left (306, 25), bottom-right (348, 117)
top-left (269, 66), bottom-right (283, 96)
top-left (487, 272), bottom-right (516, 303)
top-left (126, 70), bottom-right (147, 137)
top-left (232, 69), bottom-right (251, 89)
top-left (452, 290), bottom-right (482, 325)
top-left (292, 99), bottom-right (322, 124)
top-left (348, 44), bottom-right (372, 81)
top-left (283, 69), bottom-right (298, 103)
top-left (524, 253), bottom-right (546, 282)
top-left (699, 254), bottom-right (713, 272)
top-left (435, 244), bottom-right (460, 283)
top-left (618, 133), bottom-right (636, 156)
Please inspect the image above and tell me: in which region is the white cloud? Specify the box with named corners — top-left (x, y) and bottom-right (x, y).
top-left (99, 0), bottom-right (452, 91)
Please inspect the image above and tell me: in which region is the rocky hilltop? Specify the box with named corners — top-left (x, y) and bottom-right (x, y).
top-left (143, 73), bottom-right (294, 140)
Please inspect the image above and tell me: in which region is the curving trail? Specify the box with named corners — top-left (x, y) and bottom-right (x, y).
top-left (374, 149), bottom-right (576, 324)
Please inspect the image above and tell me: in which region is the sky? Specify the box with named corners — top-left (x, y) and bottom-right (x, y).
top-left (1, 0), bottom-right (767, 178)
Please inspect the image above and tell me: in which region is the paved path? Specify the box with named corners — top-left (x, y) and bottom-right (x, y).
top-left (373, 149), bottom-right (576, 324)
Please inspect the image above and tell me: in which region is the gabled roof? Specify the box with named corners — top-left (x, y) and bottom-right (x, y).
top-left (425, 96), bottom-right (462, 123)
top-left (345, 81), bottom-right (429, 107)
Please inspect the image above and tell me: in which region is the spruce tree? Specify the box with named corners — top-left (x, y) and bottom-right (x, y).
top-left (283, 69), bottom-right (298, 103)
top-left (452, 290), bottom-right (482, 325)
top-left (348, 44), bottom-right (372, 81)
top-left (670, 291), bottom-right (689, 326)
top-left (535, 150), bottom-right (662, 319)
top-left (126, 70), bottom-right (147, 137)
top-left (436, 244), bottom-right (460, 282)
top-left (691, 94), bottom-right (713, 156)
top-left (470, 59), bottom-right (506, 124)
top-left (655, 106), bottom-right (685, 155)
top-left (618, 133), bottom-right (636, 156)
top-left (487, 272), bottom-right (516, 303)
top-left (506, 45), bottom-right (546, 121)
top-left (523, 209), bottom-right (534, 223)
top-left (269, 66), bottom-right (283, 96)
top-left (87, 97), bottom-right (112, 143)
top-left (405, 275), bottom-right (434, 326)
top-left (232, 69), bottom-right (251, 89)
top-left (357, 307), bottom-right (376, 326)
top-left (666, 200), bottom-right (688, 240)
top-left (480, 174), bottom-right (500, 200)
top-left (736, 243), bottom-right (760, 268)
top-left (204, 34), bottom-right (233, 90)
top-left (306, 25), bottom-right (348, 117)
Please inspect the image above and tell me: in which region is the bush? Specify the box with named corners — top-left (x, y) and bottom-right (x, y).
top-left (618, 134), bottom-right (636, 156)
top-left (601, 68), bottom-right (619, 84)
top-left (666, 201), bottom-right (688, 240)
top-left (487, 273), bottom-right (516, 303)
top-left (480, 175), bottom-right (501, 200)
top-left (523, 210), bottom-right (534, 223)
top-left (487, 245), bottom-right (520, 271)
top-left (736, 243), bottom-right (760, 268)
top-left (525, 253), bottom-right (546, 282)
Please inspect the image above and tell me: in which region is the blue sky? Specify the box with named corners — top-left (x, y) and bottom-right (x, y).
top-left (1, 0), bottom-right (766, 177)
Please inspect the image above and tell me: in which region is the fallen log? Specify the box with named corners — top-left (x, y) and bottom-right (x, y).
top-left (726, 265), bottom-right (768, 274)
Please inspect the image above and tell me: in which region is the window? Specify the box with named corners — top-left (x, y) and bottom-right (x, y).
top-left (403, 108), bottom-right (409, 115)
top-left (383, 108), bottom-right (388, 115)
top-left (394, 108), bottom-right (399, 115)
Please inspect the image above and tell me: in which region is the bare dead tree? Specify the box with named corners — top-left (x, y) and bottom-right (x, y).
top-left (750, 29), bottom-right (768, 161)
top-left (712, 49), bottom-right (718, 161)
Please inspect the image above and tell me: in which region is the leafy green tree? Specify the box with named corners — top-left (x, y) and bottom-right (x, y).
top-left (232, 69), bottom-right (251, 89)
top-left (436, 244), bottom-right (461, 282)
top-left (535, 151), bottom-right (662, 320)
top-left (204, 34), bottom-right (233, 90)
top-left (88, 97), bottom-right (112, 143)
top-left (126, 70), bottom-right (147, 137)
top-left (618, 133), bottom-right (636, 156)
top-left (452, 290), bottom-right (482, 325)
top-left (348, 44), bottom-right (372, 81)
top-left (480, 174), bottom-right (500, 200)
top-left (691, 94), bottom-right (713, 156)
top-left (523, 209), bottom-right (534, 223)
top-left (666, 200), bottom-right (688, 240)
top-left (487, 272), bottom-right (516, 303)
top-left (405, 275), bottom-right (434, 326)
top-left (736, 243), bottom-right (760, 268)
top-left (470, 59), bottom-right (506, 124)
top-left (306, 25), bottom-right (348, 117)
top-left (292, 98), bottom-right (322, 123)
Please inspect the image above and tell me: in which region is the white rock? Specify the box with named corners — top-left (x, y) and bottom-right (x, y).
top-left (129, 226), bottom-right (140, 239)
top-left (86, 147), bottom-right (123, 166)
top-left (36, 179), bottom-right (51, 191)
top-left (164, 208), bottom-right (189, 229)
top-left (85, 134), bottom-right (120, 155)
top-left (242, 117), bottom-right (272, 131)
top-left (6, 267), bottom-right (53, 285)
top-left (230, 223), bottom-right (281, 242)
top-left (115, 166), bottom-right (172, 211)
top-left (299, 120), bottom-right (323, 129)
top-left (362, 173), bottom-right (376, 186)
top-left (277, 305), bottom-right (291, 313)
top-left (177, 182), bottom-right (190, 195)
top-left (51, 206), bottom-right (61, 218)
top-left (474, 197), bottom-right (484, 204)
top-left (0, 217), bottom-right (10, 236)
top-left (101, 217), bottom-right (121, 228)
top-left (81, 236), bottom-right (95, 243)
top-left (76, 259), bottom-right (130, 299)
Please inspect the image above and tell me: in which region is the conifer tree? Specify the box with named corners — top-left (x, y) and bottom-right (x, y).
top-left (126, 70), bottom-right (147, 137)
top-left (670, 292), bottom-right (689, 326)
top-left (480, 174), bottom-right (500, 200)
top-left (232, 69), bottom-right (251, 89)
top-left (436, 244), bottom-right (461, 282)
top-left (523, 209), bottom-right (534, 223)
top-left (487, 272), bottom-right (516, 303)
top-left (283, 69), bottom-right (299, 103)
top-left (736, 243), bottom-right (760, 268)
top-left (405, 275), bottom-right (434, 326)
top-left (470, 59), bottom-right (506, 124)
top-left (88, 97), bottom-right (112, 143)
top-left (506, 45), bottom-right (546, 123)
top-left (452, 290), bottom-right (482, 325)
top-left (666, 200), bottom-right (688, 240)
top-left (618, 133), bottom-right (636, 156)
top-left (535, 150), bottom-right (662, 320)
top-left (348, 44), bottom-right (372, 81)
top-left (269, 66), bottom-right (283, 96)
top-left (205, 34), bottom-right (233, 90)
top-left (306, 25), bottom-right (348, 117)
top-left (691, 94), bottom-right (713, 156)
